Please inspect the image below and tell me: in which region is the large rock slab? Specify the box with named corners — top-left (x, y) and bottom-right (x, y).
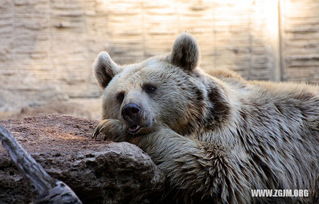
top-left (0, 115), bottom-right (165, 204)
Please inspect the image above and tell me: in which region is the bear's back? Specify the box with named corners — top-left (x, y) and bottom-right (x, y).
top-left (207, 74), bottom-right (319, 194)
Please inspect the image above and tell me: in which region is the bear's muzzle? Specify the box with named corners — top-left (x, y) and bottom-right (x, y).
top-left (122, 103), bottom-right (143, 134)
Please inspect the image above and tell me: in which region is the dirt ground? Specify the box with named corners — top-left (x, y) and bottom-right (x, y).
top-left (0, 98), bottom-right (102, 121)
top-left (0, 114), bottom-right (101, 154)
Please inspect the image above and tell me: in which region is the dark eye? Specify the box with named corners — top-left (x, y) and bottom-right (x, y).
top-left (116, 91), bottom-right (125, 103)
top-left (142, 83), bottom-right (157, 94)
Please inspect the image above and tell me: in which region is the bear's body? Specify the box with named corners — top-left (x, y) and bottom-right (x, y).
top-left (93, 34), bottom-right (319, 203)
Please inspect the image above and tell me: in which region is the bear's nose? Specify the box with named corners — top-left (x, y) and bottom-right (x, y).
top-left (122, 103), bottom-right (142, 121)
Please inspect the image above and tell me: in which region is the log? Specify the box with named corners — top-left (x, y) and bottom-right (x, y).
top-left (0, 115), bottom-right (165, 204)
top-left (0, 125), bottom-right (82, 204)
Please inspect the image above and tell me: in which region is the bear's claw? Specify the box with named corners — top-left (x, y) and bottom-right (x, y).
top-left (92, 119), bottom-right (109, 140)
top-left (92, 119), bottom-right (126, 142)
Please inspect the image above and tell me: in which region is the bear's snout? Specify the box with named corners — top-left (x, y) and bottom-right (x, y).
top-left (122, 103), bottom-right (142, 123)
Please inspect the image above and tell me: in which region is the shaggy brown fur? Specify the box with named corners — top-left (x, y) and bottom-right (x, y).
top-left (93, 33), bottom-right (319, 203)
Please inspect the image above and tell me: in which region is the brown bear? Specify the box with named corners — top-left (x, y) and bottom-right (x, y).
top-left (92, 33), bottom-right (319, 203)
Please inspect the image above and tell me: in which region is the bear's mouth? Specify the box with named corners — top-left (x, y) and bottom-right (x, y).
top-left (127, 124), bottom-right (141, 134)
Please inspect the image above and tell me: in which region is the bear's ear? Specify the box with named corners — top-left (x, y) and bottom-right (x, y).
top-left (169, 33), bottom-right (199, 71)
top-left (93, 51), bottom-right (122, 89)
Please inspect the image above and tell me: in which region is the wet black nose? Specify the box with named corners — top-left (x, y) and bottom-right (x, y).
top-left (122, 103), bottom-right (142, 121)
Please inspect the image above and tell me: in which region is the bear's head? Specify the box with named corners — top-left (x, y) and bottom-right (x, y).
top-left (94, 33), bottom-right (229, 136)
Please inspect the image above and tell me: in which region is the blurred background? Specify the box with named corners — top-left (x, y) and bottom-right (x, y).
top-left (0, 0), bottom-right (318, 120)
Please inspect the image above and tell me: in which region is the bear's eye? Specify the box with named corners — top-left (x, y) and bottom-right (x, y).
top-left (116, 91), bottom-right (125, 103)
top-left (142, 83), bottom-right (157, 94)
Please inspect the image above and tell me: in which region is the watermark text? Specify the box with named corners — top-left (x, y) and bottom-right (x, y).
top-left (251, 189), bottom-right (309, 198)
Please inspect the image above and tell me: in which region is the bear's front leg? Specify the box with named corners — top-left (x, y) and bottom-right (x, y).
top-left (92, 119), bottom-right (127, 142)
top-left (135, 126), bottom-right (250, 203)
top-left (92, 119), bottom-right (153, 143)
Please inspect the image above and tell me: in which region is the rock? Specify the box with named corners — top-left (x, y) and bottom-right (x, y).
top-left (0, 115), bottom-right (165, 204)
